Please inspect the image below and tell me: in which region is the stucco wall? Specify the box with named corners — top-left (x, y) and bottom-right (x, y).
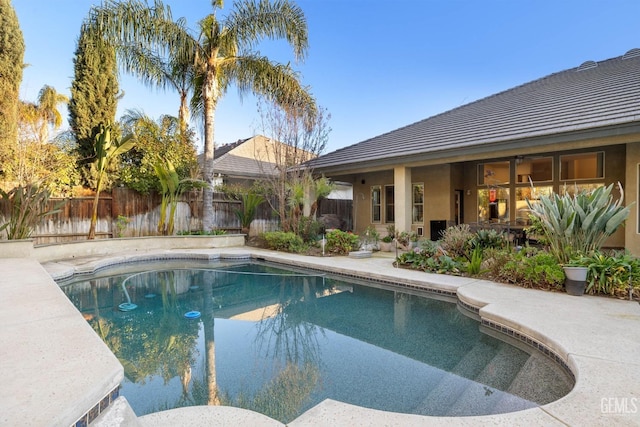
top-left (625, 142), bottom-right (640, 256)
top-left (420, 164), bottom-right (452, 239)
top-left (351, 171), bottom-right (393, 235)
top-left (234, 135), bottom-right (277, 163)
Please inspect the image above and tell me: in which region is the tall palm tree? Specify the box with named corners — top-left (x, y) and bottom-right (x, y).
top-left (88, 0), bottom-right (316, 231)
top-left (114, 28), bottom-right (194, 139)
top-left (19, 85), bottom-right (68, 144)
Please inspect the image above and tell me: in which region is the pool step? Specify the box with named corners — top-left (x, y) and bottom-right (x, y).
top-left (412, 338), bottom-right (501, 416)
top-left (493, 353), bottom-right (573, 411)
top-left (472, 342), bottom-right (531, 391)
top-left (436, 343), bottom-right (533, 416)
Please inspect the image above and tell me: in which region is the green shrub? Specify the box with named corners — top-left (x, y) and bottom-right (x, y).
top-left (177, 229), bottom-right (227, 235)
top-left (465, 246), bottom-right (484, 275)
top-left (325, 229), bottom-right (360, 255)
top-left (482, 247), bottom-right (515, 278)
top-left (0, 185), bottom-right (63, 240)
top-left (439, 224), bottom-right (474, 259)
top-left (263, 231), bottom-right (305, 253)
top-left (233, 192), bottom-right (264, 231)
top-left (472, 228), bottom-right (507, 250)
top-left (417, 239), bottom-right (441, 257)
top-left (575, 251), bottom-right (640, 296)
top-left (296, 216), bottom-right (324, 242)
top-left (497, 249), bottom-right (564, 289)
top-left (395, 248), bottom-right (463, 275)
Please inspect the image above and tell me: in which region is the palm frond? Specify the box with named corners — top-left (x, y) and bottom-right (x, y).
top-left (225, 0), bottom-right (308, 61)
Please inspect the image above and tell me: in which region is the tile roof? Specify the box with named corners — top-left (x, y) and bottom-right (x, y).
top-left (309, 50), bottom-right (640, 171)
top-left (212, 153), bottom-right (277, 178)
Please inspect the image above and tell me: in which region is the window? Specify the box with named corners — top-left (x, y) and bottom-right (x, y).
top-left (515, 186), bottom-right (553, 225)
top-left (478, 187), bottom-right (510, 223)
top-left (385, 185), bottom-right (395, 223)
top-left (478, 161), bottom-right (510, 185)
top-left (515, 157), bottom-right (553, 183)
top-left (413, 184), bottom-right (424, 223)
top-left (560, 152), bottom-right (604, 180)
top-left (371, 186), bottom-right (381, 222)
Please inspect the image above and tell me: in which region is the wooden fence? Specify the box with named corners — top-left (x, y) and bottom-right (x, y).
top-left (0, 187), bottom-right (352, 244)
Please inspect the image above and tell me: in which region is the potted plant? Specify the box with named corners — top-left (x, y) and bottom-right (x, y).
top-left (379, 234), bottom-right (394, 252)
top-left (562, 256), bottom-right (590, 295)
top-left (526, 182), bottom-right (633, 296)
top-left (409, 231), bottom-right (419, 248)
top-left (396, 231), bottom-right (418, 250)
top-left (379, 225), bottom-right (396, 252)
top-left (361, 225), bottom-right (380, 251)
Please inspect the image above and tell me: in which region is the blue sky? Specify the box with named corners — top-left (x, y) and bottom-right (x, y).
top-left (13, 0), bottom-right (640, 154)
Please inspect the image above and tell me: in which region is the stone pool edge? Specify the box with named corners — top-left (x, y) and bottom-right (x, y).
top-left (17, 247), bottom-right (640, 426)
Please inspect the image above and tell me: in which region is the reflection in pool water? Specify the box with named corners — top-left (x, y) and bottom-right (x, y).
top-left (60, 260), bottom-right (573, 423)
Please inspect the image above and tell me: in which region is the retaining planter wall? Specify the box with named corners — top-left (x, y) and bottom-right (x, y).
top-left (0, 235), bottom-right (245, 263)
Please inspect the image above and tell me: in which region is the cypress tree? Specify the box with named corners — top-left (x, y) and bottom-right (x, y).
top-left (68, 22), bottom-right (120, 185)
top-left (0, 0), bottom-right (25, 175)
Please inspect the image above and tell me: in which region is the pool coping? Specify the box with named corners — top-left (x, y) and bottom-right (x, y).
top-left (4, 246), bottom-right (640, 426)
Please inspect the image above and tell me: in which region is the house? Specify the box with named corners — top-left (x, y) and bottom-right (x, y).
top-left (205, 134), bottom-right (353, 200)
top-left (199, 135), bottom-right (281, 188)
top-left (308, 49), bottom-right (640, 255)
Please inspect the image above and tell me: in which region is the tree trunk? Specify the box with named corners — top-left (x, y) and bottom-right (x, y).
top-left (88, 183), bottom-right (101, 240)
top-left (203, 282), bottom-right (220, 405)
top-left (202, 73), bottom-right (217, 231)
top-left (178, 90), bottom-right (189, 143)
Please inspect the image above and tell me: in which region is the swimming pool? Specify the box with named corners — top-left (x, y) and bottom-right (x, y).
top-left (59, 259), bottom-right (573, 423)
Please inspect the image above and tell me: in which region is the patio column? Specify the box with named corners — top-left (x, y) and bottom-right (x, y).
top-left (394, 166), bottom-right (412, 232)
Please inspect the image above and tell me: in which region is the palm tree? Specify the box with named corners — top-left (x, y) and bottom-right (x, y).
top-left (20, 85), bottom-right (68, 144)
top-left (87, 0), bottom-right (316, 231)
top-left (114, 28), bottom-right (194, 139)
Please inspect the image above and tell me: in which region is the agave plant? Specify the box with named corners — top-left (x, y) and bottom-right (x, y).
top-left (526, 182), bottom-right (633, 264)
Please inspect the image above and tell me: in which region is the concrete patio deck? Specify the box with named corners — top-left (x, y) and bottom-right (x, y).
top-left (2, 244), bottom-right (640, 426)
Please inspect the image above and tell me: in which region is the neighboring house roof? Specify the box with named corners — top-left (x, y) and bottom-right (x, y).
top-left (200, 135), bottom-right (313, 180)
top-left (214, 137), bottom-right (251, 158)
top-left (309, 49), bottom-right (640, 172)
top-left (212, 153), bottom-right (277, 179)
top-left (198, 136), bottom-right (276, 180)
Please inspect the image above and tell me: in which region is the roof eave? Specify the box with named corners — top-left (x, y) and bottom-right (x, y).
top-left (313, 121), bottom-right (640, 175)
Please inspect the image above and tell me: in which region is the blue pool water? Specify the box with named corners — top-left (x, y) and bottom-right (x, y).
top-left (60, 260), bottom-right (573, 423)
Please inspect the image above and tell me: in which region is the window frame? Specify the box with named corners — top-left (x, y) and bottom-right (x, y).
top-left (384, 185), bottom-right (395, 223)
top-left (478, 161), bottom-right (511, 186)
top-left (412, 183), bottom-right (424, 224)
top-left (560, 151), bottom-right (605, 181)
top-left (371, 186), bottom-right (381, 223)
